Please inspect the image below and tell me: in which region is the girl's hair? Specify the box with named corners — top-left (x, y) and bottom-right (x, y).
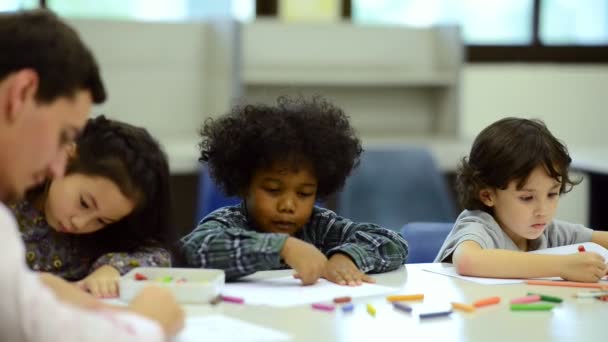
top-left (458, 117), bottom-right (580, 212)
top-left (51, 116), bottom-right (173, 260)
top-left (199, 95), bottom-right (363, 200)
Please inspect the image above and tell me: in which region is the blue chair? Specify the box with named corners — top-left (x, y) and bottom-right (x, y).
top-left (337, 147), bottom-right (457, 232)
top-left (400, 222), bottom-right (453, 263)
top-left (194, 166), bottom-right (240, 224)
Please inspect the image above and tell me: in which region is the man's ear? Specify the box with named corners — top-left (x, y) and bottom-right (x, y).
top-left (479, 188), bottom-right (496, 207)
top-left (66, 143), bottom-right (78, 159)
top-left (3, 69), bottom-right (39, 124)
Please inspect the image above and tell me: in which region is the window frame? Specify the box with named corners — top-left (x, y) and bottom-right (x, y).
top-left (255, 0), bottom-right (608, 63)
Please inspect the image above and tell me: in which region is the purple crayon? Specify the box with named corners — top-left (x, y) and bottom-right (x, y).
top-left (419, 309), bottom-right (453, 319)
top-left (393, 302), bottom-right (413, 313)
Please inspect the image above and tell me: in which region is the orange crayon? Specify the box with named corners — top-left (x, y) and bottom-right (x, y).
top-left (473, 296), bottom-right (500, 308)
top-left (527, 280), bottom-right (608, 290)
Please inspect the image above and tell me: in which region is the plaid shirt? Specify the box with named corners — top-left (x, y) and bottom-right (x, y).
top-left (181, 203), bottom-right (408, 280)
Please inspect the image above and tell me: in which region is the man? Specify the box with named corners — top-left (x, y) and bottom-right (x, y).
top-left (0, 9), bottom-right (183, 341)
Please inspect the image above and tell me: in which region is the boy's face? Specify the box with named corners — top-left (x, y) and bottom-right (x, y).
top-left (245, 160), bottom-right (318, 235)
top-left (0, 71), bottom-right (91, 202)
top-left (480, 165), bottom-right (561, 248)
top-left (44, 173), bottom-right (136, 234)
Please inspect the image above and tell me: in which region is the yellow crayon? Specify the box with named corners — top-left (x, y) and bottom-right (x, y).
top-left (451, 302), bottom-right (476, 313)
top-left (386, 294), bottom-right (424, 302)
top-left (366, 303), bottom-right (376, 317)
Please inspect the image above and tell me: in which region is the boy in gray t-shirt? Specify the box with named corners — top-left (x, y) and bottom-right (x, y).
top-left (437, 117), bottom-right (608, 282)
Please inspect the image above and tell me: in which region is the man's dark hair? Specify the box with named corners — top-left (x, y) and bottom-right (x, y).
top-left (0, 9), bottom-right (106, 103)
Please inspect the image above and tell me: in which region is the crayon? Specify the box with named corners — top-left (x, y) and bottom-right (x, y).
top-left (527, 293), bottom-right (563, 303)
top-left (451, 302), bottom-right (476, 313)
top-left (333, 296), bottom-right (352, 304)
top-left (220, 295), bottom-right (244, 304)
top-left (419, 309), bottom-right (452, 319)
top-left (473, 296), bottom-right (500, 308)
top-left (386, 294), bottom-right (424, 302)
top-left (341, 303), bottom-right (355, 312)
top-left (526, 280), bottom-right (608, 289)
top-left (312, 303), bottom-right (335, 312)
top-left (510, 303), bottom-right (554, 311)
top-left (510, 295), bottom-right (541, 304)
top-left (366, 303), bottom-right (376, 317)
top-left (392, 302), bottom-right (413, 313)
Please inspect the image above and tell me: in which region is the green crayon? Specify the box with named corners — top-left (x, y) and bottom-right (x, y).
top-left (527, 293), bottom-right (563, 303)
top-left (511, 303), bottom-right (554, 311)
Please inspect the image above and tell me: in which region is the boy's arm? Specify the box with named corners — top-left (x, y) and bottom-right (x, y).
top-left (453, 240), bottom-right (607, 282)
top-left (181, 219), bottom-right (290, 280)
top-left (318, 216), bottom-right (408, 273)
top-left (591, 231), bottom-right (608, 249)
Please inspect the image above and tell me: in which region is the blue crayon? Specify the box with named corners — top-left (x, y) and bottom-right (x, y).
top-left (341, 303), bottom-right (354, 312)
top-left (392, 302), bottom-right (413, 313)
top-left (419, 309), bottom-right (453, 319)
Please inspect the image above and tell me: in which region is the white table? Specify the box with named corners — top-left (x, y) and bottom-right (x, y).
top-left (183, 264), bottom-right (607, 342)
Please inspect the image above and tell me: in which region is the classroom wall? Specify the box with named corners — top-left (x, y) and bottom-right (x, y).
top-left (461, 64), bottom-right (608, 145)
top-left (73, 19), bottom-right (600, 226)
top-left (462, 64), bottom-right (605, 225)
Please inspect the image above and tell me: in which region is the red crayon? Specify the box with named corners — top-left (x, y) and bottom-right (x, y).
top-left (134, 272), bottom-right (148, 281)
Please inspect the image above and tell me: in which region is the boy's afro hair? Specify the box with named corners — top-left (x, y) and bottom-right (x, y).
top-left (199, 95), bottom-right (363, 199)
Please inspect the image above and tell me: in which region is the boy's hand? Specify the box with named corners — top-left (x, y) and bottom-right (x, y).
top-left (280, 237), bottom-right (327, 285)
top-left (560, 252), bottom-right (608, 282)
top-left (77, 265), bottom-right (121, 298)
top-left (323, 253), bottom-right (375, 286)
top-left (129, 286), bottom-right (184, 337)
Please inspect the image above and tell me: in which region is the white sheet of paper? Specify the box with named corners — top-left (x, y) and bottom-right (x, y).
top-left (422, 264), bottom-right (526, 285)
top-left (529, 241), bottom-right (608, 261)
top-left (221, 276), bottom-right (399, 307)
top-left (175, 315), bottom-right (290, 342)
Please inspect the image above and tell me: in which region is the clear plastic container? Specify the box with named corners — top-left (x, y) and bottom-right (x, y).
top-left (120, 267), bottom-right (225, 304)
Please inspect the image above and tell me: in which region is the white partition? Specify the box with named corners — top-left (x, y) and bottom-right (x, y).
top-left (242, 20), bottom-right (463, 140)
top-left (69, 19), bottom-right (240, 173)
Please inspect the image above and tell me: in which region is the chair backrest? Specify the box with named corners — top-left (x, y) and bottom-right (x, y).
top-left (400, 222), bottom-right (453, 263)
top-left (195, 166), bottom-right (240, 224)
top-left (337, 147), bottom-right (456, 232)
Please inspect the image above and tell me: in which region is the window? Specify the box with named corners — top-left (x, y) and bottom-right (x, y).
top-left (353, 0), bottom-right (534, 45)
top-left (45, 0), bottom-right (255, 22)
top-left (349, 0), bottom-right (608, 62)
top-left (0, 0), bottom-right (38, 11)
top-left (540, 0), bottom-right (608, 45)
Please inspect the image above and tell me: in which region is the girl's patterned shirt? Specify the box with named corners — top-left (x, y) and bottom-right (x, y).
top-left (10, 200), bottom-right (171, 280)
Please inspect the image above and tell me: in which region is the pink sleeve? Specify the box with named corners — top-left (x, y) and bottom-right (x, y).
top-left (0, 204), bottom-right (165, 342)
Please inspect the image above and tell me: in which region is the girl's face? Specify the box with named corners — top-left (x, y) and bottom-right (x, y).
top-left (480, 165), bottom-right (561, 250)
top-left (245, 160), bottom-right (318, 235)
top-left (44, 173), bottom-right (136, 234)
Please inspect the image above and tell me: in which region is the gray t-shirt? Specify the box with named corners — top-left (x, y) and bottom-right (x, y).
top-left (434, 209), bottom-right (594, 262)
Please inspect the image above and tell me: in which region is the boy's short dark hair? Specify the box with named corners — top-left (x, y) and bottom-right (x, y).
top-left (199, 95), bottom-right (363, 200)
top-left (458, 117), bottom-right (579, 212)
top-left (0, 9), bottom-right (106, 103)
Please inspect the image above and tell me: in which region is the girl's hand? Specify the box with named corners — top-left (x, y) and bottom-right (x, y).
top-left (77, 265), bottom-right (121, 298)
top-left (560, 252), bottom-right (608, 282)
top-left (280, 237), bottom-right (327, 285)
top-left (323, 253), bottom-right (375, 286)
